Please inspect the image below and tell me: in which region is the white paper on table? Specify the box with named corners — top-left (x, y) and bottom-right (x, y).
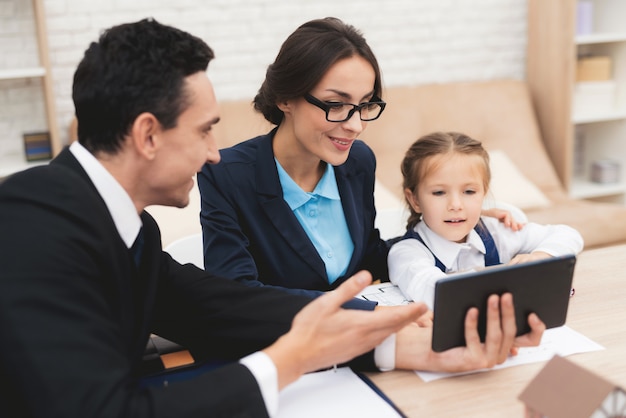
top-left (416, 325), bottom-right (605, 382)
top-left (277, 367), bottom-right (402, 418)
top-left (357, 282), bottom-right (412, 305)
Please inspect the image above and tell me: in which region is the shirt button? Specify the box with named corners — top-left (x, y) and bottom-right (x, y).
top-left (327, 252), bottom-right (333, 258)
top-left (309, 210), bottom-right (316, 217)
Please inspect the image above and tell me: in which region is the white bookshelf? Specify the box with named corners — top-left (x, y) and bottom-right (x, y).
top-left (0, 0), bottom-right (60, 179)
top-left (0, 67), bottom-right (46, 80)
top-left (528, 0), bottom-right (626, 203)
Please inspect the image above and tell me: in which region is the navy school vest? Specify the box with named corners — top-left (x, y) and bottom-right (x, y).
top-left (402, 219), bottom-right (501, 272)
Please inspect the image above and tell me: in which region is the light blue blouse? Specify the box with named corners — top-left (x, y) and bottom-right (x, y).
top-left (276, 160), bottom-right (354, 283)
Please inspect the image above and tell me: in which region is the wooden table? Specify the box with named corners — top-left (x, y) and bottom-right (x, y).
top-left (367, 244), bottom-right (626, 417)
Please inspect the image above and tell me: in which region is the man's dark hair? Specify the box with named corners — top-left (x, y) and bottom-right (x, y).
top-left (72, 18), bottom-right (215, 153)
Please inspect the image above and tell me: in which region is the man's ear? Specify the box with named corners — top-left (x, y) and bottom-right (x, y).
top-left (130, 112), bottom-right (160, 160)
top-left (404, 188), bottom-right (422, 213)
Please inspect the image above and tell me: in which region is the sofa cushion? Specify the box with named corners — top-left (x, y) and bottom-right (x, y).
top-left (213, 100), bottom-right (272, 149)
top-left (526, 199), bottom-right (626, 248)
top-left (360, 80), bottom-right (564, 202)
top-left (488, 150), bottom-right (551, 210)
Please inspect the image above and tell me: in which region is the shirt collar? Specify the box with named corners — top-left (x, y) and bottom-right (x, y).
top-left (69, 142), bottom-right (142, 248)
top-left (275, 160), bottom-right (340, 210)
top-left (416, 221), bottom-right (486, 268)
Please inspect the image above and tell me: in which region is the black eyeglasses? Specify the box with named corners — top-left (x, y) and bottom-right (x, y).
top-left (304, 93), bottom-right (386, 122)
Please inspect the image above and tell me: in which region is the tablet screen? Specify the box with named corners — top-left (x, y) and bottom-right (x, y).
top-left (431, 255), bottom-right (576, 352)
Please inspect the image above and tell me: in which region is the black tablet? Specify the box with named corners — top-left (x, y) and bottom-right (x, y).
top-left (431, 255), bottom-right (576, 352)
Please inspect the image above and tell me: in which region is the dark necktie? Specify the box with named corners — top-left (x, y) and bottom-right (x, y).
top-left (131, 227), bottom-right (145, 266)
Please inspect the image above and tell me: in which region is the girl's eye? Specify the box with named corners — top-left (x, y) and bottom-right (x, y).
top-left (432, 190), bottom-right (445, 196)
top-left (465, 190), bottom-right (476, 195)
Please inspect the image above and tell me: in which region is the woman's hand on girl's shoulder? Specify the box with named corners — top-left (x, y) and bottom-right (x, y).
top-left (482, 208), bottom-right (525, 231)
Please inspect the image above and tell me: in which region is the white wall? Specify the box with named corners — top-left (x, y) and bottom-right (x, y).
top-left (1, 0), bottom-right (527, 151)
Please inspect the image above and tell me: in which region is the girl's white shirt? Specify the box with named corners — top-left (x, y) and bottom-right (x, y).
top-left (388, 216), bottom-right (584, 310)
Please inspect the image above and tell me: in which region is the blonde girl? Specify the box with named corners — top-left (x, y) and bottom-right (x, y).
top-left (388, 131), bottom-right (584, 309)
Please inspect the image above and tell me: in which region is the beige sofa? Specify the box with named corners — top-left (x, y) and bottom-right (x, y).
top-left (360, 80), bottom-right (626, 249)
top-left (146, 79), bottom-right (626, 249)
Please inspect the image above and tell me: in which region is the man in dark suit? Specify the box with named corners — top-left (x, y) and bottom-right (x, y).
top-left (0, 18), bottom-right (544, 417)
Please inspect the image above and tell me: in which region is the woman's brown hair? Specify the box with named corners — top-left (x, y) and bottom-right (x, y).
top-left (253, 17), bottom-right (383, 125)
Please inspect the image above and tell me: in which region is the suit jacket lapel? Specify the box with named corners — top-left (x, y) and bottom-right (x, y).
top-left (135, 212), bottom-right (162, 347)
top-left (52, 147), bottom-right (157, 361)
top-left (335, 160), bottom-right (365, 277)
top-left (254, 134), bottom-right (327, 279)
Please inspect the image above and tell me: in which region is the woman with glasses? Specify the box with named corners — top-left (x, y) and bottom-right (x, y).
top-left (197, 17), bottom-right (389, 307)
top-left (197, 17), bottom-right (512, 306)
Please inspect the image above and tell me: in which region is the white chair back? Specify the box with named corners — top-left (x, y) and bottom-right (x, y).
top-left (164, 233), bottom-right (204, 269)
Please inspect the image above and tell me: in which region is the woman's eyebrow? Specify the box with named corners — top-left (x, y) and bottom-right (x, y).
top-left (324, 89), bottom-right (376, 101)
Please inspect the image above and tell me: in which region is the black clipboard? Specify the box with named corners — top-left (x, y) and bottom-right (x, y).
top-left (432, 255), bottom-right (576, 352)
